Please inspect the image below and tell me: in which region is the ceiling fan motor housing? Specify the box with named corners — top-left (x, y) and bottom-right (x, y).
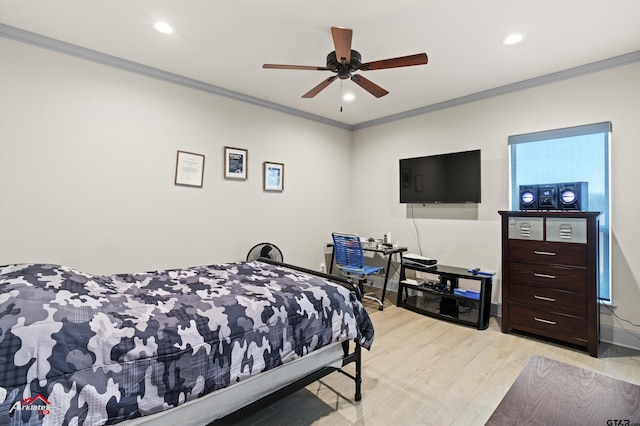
top-left (327, 50), bottom-right (362, 79)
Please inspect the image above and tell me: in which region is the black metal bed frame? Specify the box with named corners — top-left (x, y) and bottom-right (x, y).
top-left (210, 258), bottom-right (365, 425)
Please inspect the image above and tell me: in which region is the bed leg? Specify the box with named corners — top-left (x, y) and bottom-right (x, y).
top-left (355, 343), bottom-right (362, 401)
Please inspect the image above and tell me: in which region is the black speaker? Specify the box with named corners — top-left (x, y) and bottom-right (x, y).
top-left (519, 185), bottom-right (538, 210)
top-left (558, 182), bottom-right (588, 210)
top-left (538, 184), bottom-right (558, 210)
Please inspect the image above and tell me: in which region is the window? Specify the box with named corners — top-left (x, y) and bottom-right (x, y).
top-left (509, 122), bottom-right (611, 301)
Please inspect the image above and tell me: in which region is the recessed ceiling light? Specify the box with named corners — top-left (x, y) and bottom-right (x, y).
top-left (343, 93), bottom-right (355, 101)
top-left (154, 22), bottom-right (174, 34)
top-left (503, 33), bottom-right (524, 45)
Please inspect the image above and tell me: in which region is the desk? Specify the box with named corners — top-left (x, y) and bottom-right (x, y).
top-left (328, 243), bottom-right (408, 310)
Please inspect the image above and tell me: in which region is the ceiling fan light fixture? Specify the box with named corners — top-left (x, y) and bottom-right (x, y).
top-left (154, 22), bottom-right (174, 34)
top-left (503, 33), bottom-right (525, 45)
top-left (343, 93), bottom-right (355, 101)
top-left (263, 26), bottom-right (427, 99)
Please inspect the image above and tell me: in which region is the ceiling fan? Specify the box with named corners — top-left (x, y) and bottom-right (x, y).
top-left (263, 26), bottom-right (428, 99)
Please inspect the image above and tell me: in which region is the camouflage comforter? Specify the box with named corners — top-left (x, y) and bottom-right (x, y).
top-left (0, 261), bottom-right (374, 425)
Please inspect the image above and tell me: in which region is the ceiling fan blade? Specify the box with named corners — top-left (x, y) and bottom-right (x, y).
top-left (302, 76), bottom-right (338, 98)
top-left (359, 53), bottom-right (428, 71)
top-left (263, 64), bottom-right (330, 71)
top-left (351, 74), bottom-right (389, 98)
top-left (331, 26), bottom-right (352, 64)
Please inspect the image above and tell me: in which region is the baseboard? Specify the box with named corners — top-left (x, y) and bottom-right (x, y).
top-left (491, 302), bottom-right (500, 318)
top-left (599, 323), bottom-right (640, 351)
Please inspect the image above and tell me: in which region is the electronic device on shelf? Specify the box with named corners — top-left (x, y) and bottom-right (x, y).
top-left (402, 253), bottom-right (437, 268)
top-left (424, 280), bottom-right (448, 292)
top-left (453, 288), bottom-right (481, 300)
top-left (518, 181), bottom-right (588, 211)
top-left (519, 184), bottom-right (539, 210)
top-left (558, 182), bottom-right (588, 210)
top-left (538, 184), bottom-right (559, 209)
top-left (467, 267), bottom-right (496, 276)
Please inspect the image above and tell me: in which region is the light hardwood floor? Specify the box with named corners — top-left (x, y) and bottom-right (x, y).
top-left (235, 292), bottom-right (640, 426)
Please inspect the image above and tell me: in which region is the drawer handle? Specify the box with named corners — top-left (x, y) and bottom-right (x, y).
top-left (534, 273), bottom-right (556, 279)
top-left (534, 295), bottom-right (557, 302)
top-left (534, 251), bottom-right (556, 256)
top-left (534, 317), bottom-right (557, 325)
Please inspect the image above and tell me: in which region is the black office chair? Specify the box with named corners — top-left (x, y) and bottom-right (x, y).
top-left (332, 232), bottom-right (384, 310)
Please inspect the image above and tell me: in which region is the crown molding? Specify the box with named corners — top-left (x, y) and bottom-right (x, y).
top-left (353, 50), bottom-right (640, 130)
top-left (0, 24), bottom-right (352, 130)
top-left (2, 23), bottom-right (639, 132)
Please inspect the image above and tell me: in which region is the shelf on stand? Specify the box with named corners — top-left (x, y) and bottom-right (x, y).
top-left (397, 264), bottom-right (492, 330)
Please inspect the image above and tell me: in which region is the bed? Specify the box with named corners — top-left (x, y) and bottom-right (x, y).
top-left (0, 259), bottom-right (374, 425)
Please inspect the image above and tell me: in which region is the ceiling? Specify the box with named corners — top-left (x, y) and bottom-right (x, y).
top-left (1, 0), bottom-right (639, 128)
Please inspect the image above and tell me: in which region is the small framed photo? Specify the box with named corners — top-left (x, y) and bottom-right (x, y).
top-left (224, 146), bottom-right (248, 180)
top-left (175, 150), bottom-right (205, 187)
top-left (263, 161), bottom-right (284, 192)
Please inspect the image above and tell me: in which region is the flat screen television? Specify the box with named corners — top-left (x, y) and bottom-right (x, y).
top-left (399, 149), bottom-right (481, 203)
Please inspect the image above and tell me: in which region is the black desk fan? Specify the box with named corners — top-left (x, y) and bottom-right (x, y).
top-left (246, 243), bottom-right (284, 262)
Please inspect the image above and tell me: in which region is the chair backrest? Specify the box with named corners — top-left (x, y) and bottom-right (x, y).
top-left (332, 232), bottom-right (365, 277)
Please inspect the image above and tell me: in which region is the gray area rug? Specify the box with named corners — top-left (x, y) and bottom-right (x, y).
top-left (486, 355), bottom-right (640, 425)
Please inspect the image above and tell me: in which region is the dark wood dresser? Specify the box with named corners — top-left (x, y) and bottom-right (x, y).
top-left (499, 211), bottom-right (600, 357)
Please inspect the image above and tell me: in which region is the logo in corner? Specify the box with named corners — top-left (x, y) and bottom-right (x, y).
top-left (9, 394), bottom-right (51, 416)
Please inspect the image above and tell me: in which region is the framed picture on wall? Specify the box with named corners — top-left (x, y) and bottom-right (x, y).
top-left (224, 146), bottom-right (248, 180)
top-left (263, 161), bottom-right (284, 192)
top-left (175, 150), bottom-right (205, 187)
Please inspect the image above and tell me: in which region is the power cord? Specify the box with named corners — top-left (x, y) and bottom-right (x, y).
top-left (601, 302), bottom-right (640, 344)
top-left (410, 203), bottom-right (423, 256)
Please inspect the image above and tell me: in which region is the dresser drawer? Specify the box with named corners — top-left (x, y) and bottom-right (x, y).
top-left (546, 217), bottom-right (587, 244)
top-left (508, 282), bottom-right (587, 318)
top-left (508, 262), bottom-right (586, 292)
top-left (508, 304), bottom-right (588, 344)
top-left (508, 217), bottom-right (544, 240)
top-left (508, 240), bottom-right (587, 267)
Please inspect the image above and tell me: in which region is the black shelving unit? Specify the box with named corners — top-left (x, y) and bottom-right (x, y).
top-left (397, 263), bottom-right (493, 330)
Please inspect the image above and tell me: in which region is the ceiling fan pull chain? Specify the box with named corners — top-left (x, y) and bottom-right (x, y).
top-left (340, 80), bottom-right (343, 112)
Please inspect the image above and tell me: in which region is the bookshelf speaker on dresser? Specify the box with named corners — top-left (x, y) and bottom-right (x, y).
top-left (498, 211), bottom-right (600, 357)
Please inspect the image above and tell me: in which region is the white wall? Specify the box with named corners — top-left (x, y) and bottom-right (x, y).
top-left (0, 38), bottom-right (353, 274)
top-left (351, 62), bottom-right (640, 348)
top-left (1, 36), bottom-right (639, 348)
